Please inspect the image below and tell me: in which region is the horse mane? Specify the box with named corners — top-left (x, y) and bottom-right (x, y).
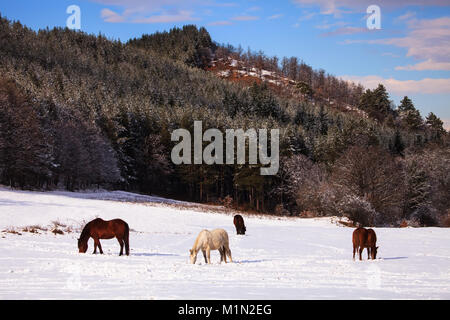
top-left (191, 231), bottom-right (202, 251)
top-left (79, 221), bottom-right (92, 242)
top-left (192, 230), bottom-right (209, 252)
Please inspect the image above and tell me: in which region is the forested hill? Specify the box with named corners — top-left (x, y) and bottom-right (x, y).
top-left (0, 17), bottom-right (448, 227)
top-left (128, 25), bottom-right (364, 111)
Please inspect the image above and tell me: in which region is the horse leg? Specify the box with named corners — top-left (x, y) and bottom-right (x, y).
top-left (116, 237), bottom-right (124, 256)
top-left (353, 246), bottom-right (356, 260)
top-left (226, 246), bottom-right (232, 263)
top-left (93, 238), bottom-right (103, 254)
top-left (359, 247), bottom-right (363, 261)
top-left (202, 250), bottom-right (207, 263)
top-left (98, 241), bottom-right (103, 254)
top-left (124, 234), bottom-right (130, 256)
top-left (206, 248), bottom-right (211, 264)
top-left (93, 238), bottom-right (98, 254)
top-left (367, 247), bottom-right (371, 260)
top-left (220, 247), bottom-right (227, 263)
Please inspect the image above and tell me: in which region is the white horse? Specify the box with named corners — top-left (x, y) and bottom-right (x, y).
top-left (189, 229), bottom-right (232, 264)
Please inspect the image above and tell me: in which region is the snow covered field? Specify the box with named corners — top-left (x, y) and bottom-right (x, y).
top-left (0, 188), bottom-right (449, 300)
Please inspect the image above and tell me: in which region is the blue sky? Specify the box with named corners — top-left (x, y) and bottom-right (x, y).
top-left (1, 0), bottom-right (449, 128)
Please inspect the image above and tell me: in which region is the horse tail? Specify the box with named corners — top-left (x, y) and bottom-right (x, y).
top-left (226, 245), bottom-right (232, 262)
top-left (223, 236), bottom-right (232, 262)
top-left (124, 222), bottom-right (130, 256)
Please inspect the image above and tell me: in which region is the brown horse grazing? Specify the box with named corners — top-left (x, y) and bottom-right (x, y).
top-left (233, 215), bottom-right (246, 235)
top-left (366, 229), bottom-right (378, 260)
top-left (352, 227), bottom-right (378, 260)
top-left (78, 218), bottom-right (130, 256)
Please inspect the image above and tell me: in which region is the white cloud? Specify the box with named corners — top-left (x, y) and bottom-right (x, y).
top-left (94, 0), bottom-right (204, 23)
top-left (248, 6), bottom-right (262, 12)
top-left (381, 52), bottom-right (400, 58)
top-left (340, 75), bottom-right (450, 95)
top-left (291, 0), bottom-right (449, 16)
top-left (396, 11), bottom-right (416, 22)
top-left (231, 15), bottom-right (259, 21)
top-left (210, 2), bottom-right (238, 7)
top-left (344, 17), bottom-right (450, 72)
top-left (315, 20), bottom-right (347, 29)
top-left (268, 14), bottom-right (284, 20)
top-left (208, 20), bottom-right (233, 26)
top-left (92, 0), bottom-right (196, 9)
top-left (394, 17), bottom-right (450, 63)
top-left (101, 8), bottom-right (125, 23)
top-left (132, 11), bottom-right (198, 23)
top-left (298, 12), bottom-right (316, 21)
top-left (320, 26), bottom-right (368, 37)
top-left (395, 59), bottom-right (450, 71)
top-left (443, 119), bottom-right (450, 131)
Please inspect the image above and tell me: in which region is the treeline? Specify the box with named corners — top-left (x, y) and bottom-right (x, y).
top-left (128, 25), bottom-right (364, 108)
top-left (0, 78), bottom-right (120, 190)
top-left (0, 17), bottom-right (448, 226)
top-left (214, 43), bottom-right (364, 108)
top-left (128, 25), bottom-right (216, 69)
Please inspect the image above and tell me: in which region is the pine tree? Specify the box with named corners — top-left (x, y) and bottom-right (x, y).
top-left (398, 96), bottom-right (415, 113)
top-left (390, 129), bottom-right (405, 157)
top-left (359, 84), bottom-right (393, 123)
top-left (403, 109), bottom-right (423, 131)
top-left (318, 105), bottom-right (329, 136)
top-left (404, 157), bottom-right (431, 219)
top-left (398, 96), bottom-right (423, 131)
top-left (0, 79), bottom-right (52, 188)
top-left (425, 112), bottom-right (446, 142)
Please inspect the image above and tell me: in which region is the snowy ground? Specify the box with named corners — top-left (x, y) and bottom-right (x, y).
top-left (0, 188), bottom-right (449, 300)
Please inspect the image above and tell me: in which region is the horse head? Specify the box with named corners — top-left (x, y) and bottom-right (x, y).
top-left (372, 246), bottom-right (379, 259)
top-left (189, 249), bottom-right (197, 264)
top-left (78, 237), bottom-right (88, 253)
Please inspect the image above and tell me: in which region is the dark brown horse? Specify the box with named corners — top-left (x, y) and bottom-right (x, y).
top-left (78, 218), bottom-right (130, 256)
top-left (233, 215), bottom-right (246, 235)
top-left (352, 227), bottom-right (378, 260)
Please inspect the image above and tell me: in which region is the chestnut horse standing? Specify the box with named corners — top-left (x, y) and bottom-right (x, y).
top-left (233, 215), bottom-right (246, 235)
top-left (78, 218), bottom-right (130, 256)
top-left (352, 227), bottom-right (378, 260)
